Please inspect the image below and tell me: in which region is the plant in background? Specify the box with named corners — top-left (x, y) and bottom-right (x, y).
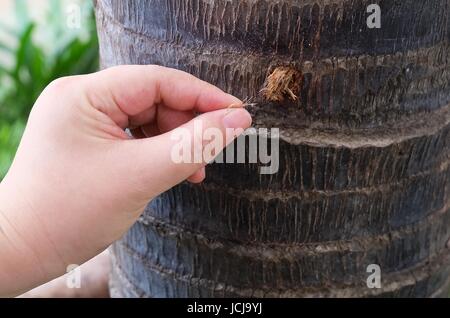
top-left (0, 0), bottom-right (99, 179)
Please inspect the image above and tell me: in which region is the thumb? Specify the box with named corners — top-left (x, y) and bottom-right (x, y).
top-left (122, 108), bottom-right (252, 198)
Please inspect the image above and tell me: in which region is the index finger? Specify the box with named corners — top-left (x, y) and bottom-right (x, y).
top-left (81, 65), bottom-right (242, 125)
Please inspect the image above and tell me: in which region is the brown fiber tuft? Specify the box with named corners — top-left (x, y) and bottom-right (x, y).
top-left (262, 66), bottom-right (302, 102)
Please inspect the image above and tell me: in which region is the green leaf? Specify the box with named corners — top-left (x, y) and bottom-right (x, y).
top-left (51, 36), bottom-right (98, 78)
top-left (0, 1), bottom-right (99, 179)
top-left (12, 23), bottom-right (35, 79)
top-left (0, 119), bottom-right (25, 180)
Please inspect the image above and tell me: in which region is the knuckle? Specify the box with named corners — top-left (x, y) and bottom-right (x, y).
top-left (32, 76), bottom-right (83, 115)
top-left (44, 76), bottom-right (78, 96)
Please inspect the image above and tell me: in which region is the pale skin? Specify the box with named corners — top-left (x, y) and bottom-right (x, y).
top-left (0, 65), bottom-right (252, 297)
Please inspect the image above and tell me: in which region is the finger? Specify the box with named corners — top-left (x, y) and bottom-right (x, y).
top-left (81, 65), bottom-right (242, 128)
top-left (129, 107), bottom-right (157, 129)
top-left (139, 107), bottom-right (195, 138)
top-left (119, 108), bottom-right (252, 198)
top-left (157, 105), bottom-right (194, 133)
top-left (187, 168), bottom-right (206, 184)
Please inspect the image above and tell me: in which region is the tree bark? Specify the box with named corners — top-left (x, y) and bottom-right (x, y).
top-left (95, 0), bottom-right (450, 297)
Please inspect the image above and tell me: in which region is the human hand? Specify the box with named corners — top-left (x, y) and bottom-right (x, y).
top-left (0, 65), bottom-right (252, 296)
top-left (18, 251), bottom-right (110, 298)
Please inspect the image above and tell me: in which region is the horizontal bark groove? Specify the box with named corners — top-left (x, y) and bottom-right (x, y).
top-left (147, 167), bottom-right (449, 243)
top-left (254, 103), bottom-right (450, 146)
top-left (110, 242), bottom-right (450, 297)
top-left (204, 124), bottom-right (450, 193)
top-left (99, 0), bottom-right (449, 58)
top-left (202, 159), bottom-right (450, 201)
top-left (143, 197), bottom-right (450, 248)
top-left (120, 205), bottom-right (450, 289)
top-left (110, 258), bottom-right (450, 298)
top-left (138, 204), bottom-right (450, 255)
top-left (96, 2), bottom-right (450, 128)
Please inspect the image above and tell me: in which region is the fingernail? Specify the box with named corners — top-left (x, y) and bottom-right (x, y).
top-left (222, 108), bottom-right (252, 129)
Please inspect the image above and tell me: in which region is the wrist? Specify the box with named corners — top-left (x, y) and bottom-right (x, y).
top-left (0, 179), bottom-right (63, 296)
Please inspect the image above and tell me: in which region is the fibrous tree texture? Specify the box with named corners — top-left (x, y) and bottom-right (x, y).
top-left (95, 0), bottom-right (450, 297)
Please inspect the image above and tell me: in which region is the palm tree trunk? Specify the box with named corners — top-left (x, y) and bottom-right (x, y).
top-left (95, 0), bottom-right (450, 297)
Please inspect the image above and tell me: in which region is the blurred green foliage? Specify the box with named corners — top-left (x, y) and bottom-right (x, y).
top-left (0, 0), bottom-right (99, 179)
